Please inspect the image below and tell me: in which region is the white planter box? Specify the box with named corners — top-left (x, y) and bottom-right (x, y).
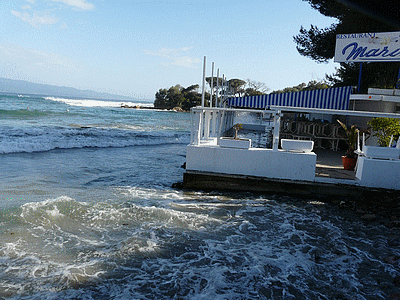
top-left (363, 145), bottom-right (400, 160)
top-left (281, 139), bottom-right (314, 153)
top-left (368, 88), bottom-right (395, 96)
top-left (356, 156), bottom-right (400, 189)
top-left (218, 137), bottom-right (251, 149)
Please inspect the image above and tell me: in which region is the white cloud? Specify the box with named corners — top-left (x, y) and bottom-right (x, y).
top-left (49, 0), bottom-right (95, 11)
top-left (144, 47), bottom-right (201, 68)
top-left (0, 44), bottom-right (80, 78)
top-left (11, 10), bottom-right (58, 27)
top-left (11, 0), bottom-right (94, 28)
top-left (169, 56), bottom-right (201, 68)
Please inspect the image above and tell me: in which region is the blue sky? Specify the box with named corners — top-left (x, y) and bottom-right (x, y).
top-left (0, 0), bottom-right (338, 100)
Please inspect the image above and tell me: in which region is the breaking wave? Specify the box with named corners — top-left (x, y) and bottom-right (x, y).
top-left (1, 194), bottom-right (399, 299)
top-left (0, 125), bottom-right (189, 154)
top-left (45, 97), bottom-right (153, 108)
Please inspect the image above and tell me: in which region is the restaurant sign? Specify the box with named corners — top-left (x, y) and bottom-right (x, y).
top-left (334, 31), bottom-right (400, 62)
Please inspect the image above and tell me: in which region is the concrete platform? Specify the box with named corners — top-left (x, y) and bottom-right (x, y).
top-left (181, 147), bottom-right (400, 198)
top-left (182, 170), bottom-right (400, 199)
top-left (314, 149), bottom-right (356, 180)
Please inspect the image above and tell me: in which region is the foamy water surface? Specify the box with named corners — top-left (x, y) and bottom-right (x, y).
top-left (1, 93), bottom-right (400, 299)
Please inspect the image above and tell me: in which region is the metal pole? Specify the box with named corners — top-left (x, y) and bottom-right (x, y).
top-left (215, 68), bottom-right (220, 107)
top-left (210, 62), bottom-right (214, 108)
top-left (221, 74), bottom-right (226, 107)
top-left (396, 66), bottom-right (400, 89)
top-left (201, 56), bottom-right (206, 107)
top-left (357, 62), bottom-right (363, 93)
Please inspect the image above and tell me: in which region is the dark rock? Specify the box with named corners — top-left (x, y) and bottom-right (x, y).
top-left (172, 181), bottom-right (183, 189)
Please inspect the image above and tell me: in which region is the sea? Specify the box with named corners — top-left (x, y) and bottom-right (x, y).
top-left (0, 92), bottom-right (400, 300)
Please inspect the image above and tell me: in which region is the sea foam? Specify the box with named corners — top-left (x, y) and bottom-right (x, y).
top-left (45, 97), bottom-right (153, 108)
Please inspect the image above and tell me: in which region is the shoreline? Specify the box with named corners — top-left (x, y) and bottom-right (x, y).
top-left (121, 104), bottom-right (188, 112)
top-left (174, 170), bottom-right (400, 229)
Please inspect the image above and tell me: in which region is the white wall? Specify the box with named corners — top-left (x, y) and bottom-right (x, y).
top-left (356, 156), bottom-right (400, 190)
top-left (186, 145), bottom-right (316, 182)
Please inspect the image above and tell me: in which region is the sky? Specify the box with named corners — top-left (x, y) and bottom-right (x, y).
top-left (0, 0), bottom-right (339, 100)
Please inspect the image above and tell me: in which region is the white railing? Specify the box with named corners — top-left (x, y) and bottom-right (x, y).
top-left (190, 105), bottom-right (400, 151)
top-left (190, 106), bottom-right (278, 147)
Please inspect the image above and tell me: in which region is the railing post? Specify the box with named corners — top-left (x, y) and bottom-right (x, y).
top-left (272, 110), bottom-right (281, 151)
top-left (211, 110), bottom-right (218, 137)
top-left (204, 111), bottom-right (210, 139)
top-left (190, 109), bottom-right (194, 144)
top-left (192, 109), bottom-right (203, 145)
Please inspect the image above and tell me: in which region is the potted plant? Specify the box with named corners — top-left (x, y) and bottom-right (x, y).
top-left (233, 123), bottom-right (243, 139)
top-left (218, 123), bottom-right (251, 149)
top-left (337, 120), bottom-right (359, 170)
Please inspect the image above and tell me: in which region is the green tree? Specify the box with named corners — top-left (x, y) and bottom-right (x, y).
top-left (154, 85), bottom-right (184, 109)
top-left (294, 0), bottom-right (400, 92)
top-left (154, 88), bottom-right (168, 108)
top-left (206, 77), bottom-right (269, 96)
top-left (244, 79), bottom-right (269, 96)
top-left (205, 77), bottom-right (225, 93)
top-left (271, 80), bottom-right (331, 94)
top-left (228, 79), bottom-right (246, 96)
top-left (181, 84), bottom-right (202, 111)
top-left (154, 84), bottom-right (203, 110)
top-left (368, 117), bottom-right (400, 147)
top-left (154, 77), bottom-right (269, 110)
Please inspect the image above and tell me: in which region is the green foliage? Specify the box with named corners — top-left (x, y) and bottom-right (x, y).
top-left (272, 80), bottom-right (331, 94)
top-left (205, 77), bottom-right (225, 91)
top-left (228, 79), bottom-right (247, 96)
top-left (244, 79), bottom-right (269, 96)
top-left (294, 24), bottom-right (337, 63)
top-left (295, 0), bottom-right (400, 90)
top-left (337, 120), bottom-right (359, 158)
top-left (367, 117), bottom-right (400, 147)
top-left (154, 77), bottom-right (269, 110)
top-left (233, 123), bottom-right (243, 139)
top-left (227, 78), bottom-right (269, 96)
top-left (154, 84), bottom-right (202, 110)
top-left (326, 62), bottom-right (400, 93)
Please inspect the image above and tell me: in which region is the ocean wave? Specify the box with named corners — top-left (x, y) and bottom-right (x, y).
top-left (0, 195), bottom-right (220, 298)
top-left (45, 97), bottom-right (153, 108)
top-left (0, 109), bottom-right (52, 119)
top-left (1, 195), bottom-right (397, 299)
top-left (0, 125), bottom-right (189, 154)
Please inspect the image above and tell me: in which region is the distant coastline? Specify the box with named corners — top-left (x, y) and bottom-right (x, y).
top-left (0, 77), bottom-right (140, 101)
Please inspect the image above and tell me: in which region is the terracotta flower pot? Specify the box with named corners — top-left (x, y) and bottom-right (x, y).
top-left (342, 156), bottom-right (357, 170)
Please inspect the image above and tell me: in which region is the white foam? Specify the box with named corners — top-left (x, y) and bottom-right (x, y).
top-left (0, 126), bottom-right (189, 154)
top-left (45, 97), bottom-right (153, 108)
top-left (1, 193), bottom-right (398, 299)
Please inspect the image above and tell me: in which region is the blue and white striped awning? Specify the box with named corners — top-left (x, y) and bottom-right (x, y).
top-left (227, 86), bottom-right (352, 110)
